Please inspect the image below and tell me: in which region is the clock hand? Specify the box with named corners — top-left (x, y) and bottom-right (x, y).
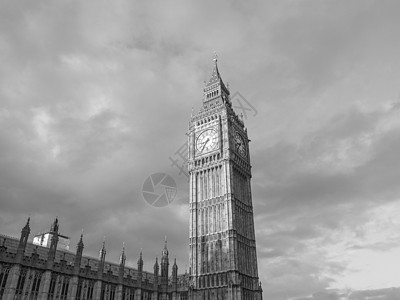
top-left (201, 138), bottom-right (210, 152)
top-left (198, 141), bottom-right (208, 152)
top-left (198, 139), bottom-right (206, 147)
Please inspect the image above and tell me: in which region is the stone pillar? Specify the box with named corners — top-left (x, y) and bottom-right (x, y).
top-left (37, 270), bottom-right (52, 300)
top-left (236, 285), bottom-right (242, 299)
top-left (134, 288), bottom-right (142, 299)
top-left (93, 240), bottom-right (106, 300)
top-left (256, 282), bottom-right (263, 300)
top-left (172, 291), bottom-right (178, 300)
top-left (3, 264), bottom-right (20, 300)
top-left (136, 252), bottom-right (143, 300)
top-left (92, 280), bottom-right (102, 300)
top-left (227, 284), bottom-right (234, 300)
top-left (16, 218), bottom-right (30, 264)
top-left (151, 290), bottom-right (158, 300)
top-left (116, 244), bottom-right (125, 300)
top-left (153, 255), bottom-right (159, 300)
top-left (68, 233), bottom-right (84, 300)
top-left (67, 276), bottom-right (78, 300)
top-left (0, 238), bottom-right (7, 259)
top-left (115, 285), bottom-right (123, 300)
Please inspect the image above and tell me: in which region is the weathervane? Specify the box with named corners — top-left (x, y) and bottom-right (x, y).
top-left (213, 52), bottom-right (218, 64)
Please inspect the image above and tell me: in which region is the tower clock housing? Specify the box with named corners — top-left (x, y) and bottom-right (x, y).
top-left (187, 58), bottom-right (262, 300)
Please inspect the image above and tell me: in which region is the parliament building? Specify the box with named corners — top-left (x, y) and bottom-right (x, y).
top-left (0, 59), bottom-right (263, 300)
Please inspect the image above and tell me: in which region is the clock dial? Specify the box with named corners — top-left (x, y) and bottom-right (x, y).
top-left (196, 129), bottom-right (218, 153)
top-left (234, 133), bottom-right (246, 157)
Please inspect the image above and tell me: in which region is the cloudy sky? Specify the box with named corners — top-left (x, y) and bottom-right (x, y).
top-left (1, 0), bottom-right (400, 299)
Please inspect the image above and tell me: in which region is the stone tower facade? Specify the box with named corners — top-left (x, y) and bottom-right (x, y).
top-left (188, 57), bottom-right (263, 299)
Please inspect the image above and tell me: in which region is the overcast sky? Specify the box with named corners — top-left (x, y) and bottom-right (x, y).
top-left (1, 1), bottom-right (400, 299)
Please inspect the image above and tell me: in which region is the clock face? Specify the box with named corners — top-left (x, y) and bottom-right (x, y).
top-left (196, 129), bottom-right (218, 154)
top-left (234, 133), bottom-right (246, 157)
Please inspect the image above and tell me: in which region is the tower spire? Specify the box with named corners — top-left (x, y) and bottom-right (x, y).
top-left (160, 238), bottom-right (169, 292)
top-left (78, 232), bottom-right (84, 247)
top-left (118, 242), bottom-right (126, 282)
top-left (137, 249), bottom-right (144, 273)
top-left (154, 257), bottom-right (159, 274)
top-left (50, 217), bottom-right (59, 233)
top-left (98, 239), bottom-right (106, 278)
top-left (120, 242), bottom-right (126, 266)
top-left (203, 53), bottom-right (230, 104)
top-left (162, 236), bottom-right (168, 257)
top-left (74, 232), bottom-right (84, 274)
top-left (172, 258), bottom-right (178, 292)
top-left (24, 217), bottom-right (30, 230)
top-left (17, 217), bottom-right (31, 262)
top-left (99, 239), bottom-right (106, 261)
top-left (47, 218), bottom-right (59, 269)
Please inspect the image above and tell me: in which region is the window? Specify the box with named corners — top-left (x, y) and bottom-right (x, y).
top-left (48, 274), bottom-right (57, 299)
top-left (30, 271), bottom-right (42, 300)
top-left (15, 268), bottom-right (27, 298)
top-left (0, 265), bottom-right (10, 298)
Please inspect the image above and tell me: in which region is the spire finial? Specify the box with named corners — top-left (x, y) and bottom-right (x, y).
top-left (23, 217), bottom-right (31, 230)
top-left (120, 242), bottom-right (126, 265)
top-left (213, 52), bottom-right (218, 64)
top-left (99, 237), bottom-right (106, 259)
top-left (162, 236), bottom-right (169, 257)
top-left (51, 217), bottom-right (59, 233)
top-left (78, 232), bottom-right (84, 244)
top-left (164, 236), bottom-right (168, 250)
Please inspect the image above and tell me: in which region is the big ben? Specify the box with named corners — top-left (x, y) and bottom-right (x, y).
top-left (188, 56), bottom-right (263, 300)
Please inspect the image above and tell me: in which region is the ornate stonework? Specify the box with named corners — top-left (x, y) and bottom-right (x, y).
top-left (187, 58), bottom-right (263, 299)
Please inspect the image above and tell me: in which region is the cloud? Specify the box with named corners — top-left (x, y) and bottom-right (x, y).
top-left (252, 101), bottom-right (400, 298)
top-left (293, 287), bottom-right (400, 300)
top-left (1, 1), bottom-right (400, 299)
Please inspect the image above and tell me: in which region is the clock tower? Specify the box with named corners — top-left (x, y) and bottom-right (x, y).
top-left (188, 57), bottom-right (263, 300)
